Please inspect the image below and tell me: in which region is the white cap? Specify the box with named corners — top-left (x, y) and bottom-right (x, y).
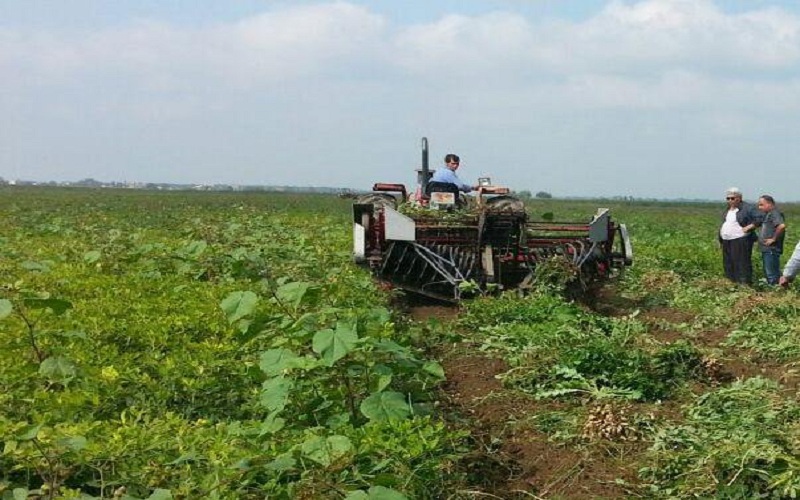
top-left (726, 187), bottom-right (742, 196)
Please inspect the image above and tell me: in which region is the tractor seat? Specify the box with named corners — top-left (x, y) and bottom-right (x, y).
top-left (426, 181), bottom-right (468, 209)
top-left (425, 181), bottom-right (460, 201)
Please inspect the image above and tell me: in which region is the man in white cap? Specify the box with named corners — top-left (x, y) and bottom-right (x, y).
top-left (719, 187), bottom-right (762, 284)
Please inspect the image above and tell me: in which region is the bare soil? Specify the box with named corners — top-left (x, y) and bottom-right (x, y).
top-left (440, 354), bottom-right (644, 498)
top-left (405, 286), bottom-right (797, 498)
top-left (407, 305), bottom-right (459, 322)
top-left (393, 293), bottom-right (460, 322)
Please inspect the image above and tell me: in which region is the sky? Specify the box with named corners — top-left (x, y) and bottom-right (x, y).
top-left (3, 0), bottom-right (800, 200)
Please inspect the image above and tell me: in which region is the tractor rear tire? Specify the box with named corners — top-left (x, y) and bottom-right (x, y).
top-left (356, 193), bottom-right (398, 210)
top-left (485, 195), bottom-right (525, 214)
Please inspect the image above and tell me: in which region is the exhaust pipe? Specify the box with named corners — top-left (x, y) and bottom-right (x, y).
top-left (421, 137), bottom-right (429, 198)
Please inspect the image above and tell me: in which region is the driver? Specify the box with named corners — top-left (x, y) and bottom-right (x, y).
top-left (430, 154), bottom-right (478, 193)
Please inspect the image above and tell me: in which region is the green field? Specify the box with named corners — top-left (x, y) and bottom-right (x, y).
top-left (3, 187), bottom-right (800, 499)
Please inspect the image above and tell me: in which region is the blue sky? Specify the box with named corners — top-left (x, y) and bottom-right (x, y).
top-left (3, 0), bottom-right (800, 199)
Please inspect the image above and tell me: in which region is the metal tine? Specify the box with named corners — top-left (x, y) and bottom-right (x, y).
top-left (414, 247), bottom-right (433, 285)
top-left (390, 243), bottom-right (411, 275)
top-left (380, 242), bottom-right (396, 274)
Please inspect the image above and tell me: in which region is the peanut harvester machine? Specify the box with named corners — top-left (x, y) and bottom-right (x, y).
top-left (352, 139), bottom-right (633, 302)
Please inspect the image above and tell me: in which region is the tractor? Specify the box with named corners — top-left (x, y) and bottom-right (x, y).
top-left (352, 138), bottom-right (632, 302)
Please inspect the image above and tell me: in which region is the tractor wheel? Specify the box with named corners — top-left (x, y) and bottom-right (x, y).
top-left (356, 193), bottom-right (398, 210)
top-left (485, 195), bottom-right (525, 214)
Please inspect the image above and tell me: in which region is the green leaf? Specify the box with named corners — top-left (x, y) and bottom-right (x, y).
top-left (260, 376), bottom-right (293, 412)
top-left (275, 281), bottom-right (311, 310)
top-left (326, 413), bottom-right (351, 429)
top-left (259, 348), bottom-right (299, 377)
top-left (22, 260), bottom-right (49, 272)
top-left (52, 330), bottom-right (88, 340)
top-left (368, 486), bottom-right (408, 500)
top-left (24, 298), bottom-right (72, 315)
top-left (181, 240), bottom-right (207, 259)
top-left (220, 291), bottom-right (258, 324)
top-left (313, 321), bottom-right (358, 366)
top-left (373, 364), bottom-right (393, 392)
top-left (345, 487), bottom-right (408, 500)
top-left (147, 489), bottom-right (173, 500)
top-left (301, 435), bottom-right (353, 466)
top-left (372, 340), bottom-right (413, 361)
top-left (16, 424), bottom-right (42, 441)
top-left (360, 391), bottom-right (412, 421)
top-left (0, 299), bottom-right (12, 319)
top-left (83, 250), bottom-right (101, 263)
top-left (166, 452), bottom-right (197, 465)
top-left (259, 411), bottom-right (285, 435)
top-left (265, 454), bottom-right (296, 472)
top-left (39, 356), bottom-right (77, 384)
top-left (375, 373), bottom-right (393, 392)
top-left (422, 361), bottom-right (446, 380)
top-left (289, 356), bottom-right (322, 371)
top-left (365, 307), bottom-right (392, 325)
top-left (57, 435), bottom-right (87, 452)
top-left (13, 488), bottom-right (30, 500)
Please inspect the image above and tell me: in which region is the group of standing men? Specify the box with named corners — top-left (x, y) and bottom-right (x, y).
top-left (719, 187), bottom-right (800, 286)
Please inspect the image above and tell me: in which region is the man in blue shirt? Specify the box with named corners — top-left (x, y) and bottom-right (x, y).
top-left (430, 154), bottom-right (477, 193)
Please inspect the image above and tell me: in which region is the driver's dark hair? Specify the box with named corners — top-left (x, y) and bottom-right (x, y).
top-left (760, 194), bottom-right (776, 205)
top-left (444, 154), bottom-right (460, 164)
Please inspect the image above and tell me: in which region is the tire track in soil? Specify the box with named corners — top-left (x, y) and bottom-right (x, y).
top-left (407, 286), bottom-right (800, 498)
top-left (633, 300), bottom-right (800, 393)
top-left (439, 354), bottom-right (642, 499)
top-left (404, 286), bottom-right (800, 497)
top-left (406, 299), bottom-right (642, 499)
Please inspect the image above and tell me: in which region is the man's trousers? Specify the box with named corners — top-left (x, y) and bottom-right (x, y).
top-left (722, 236), bottom-right (754, 284)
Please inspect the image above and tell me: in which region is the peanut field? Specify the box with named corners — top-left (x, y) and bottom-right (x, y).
top-left (3, 187), bottom-right (800, 499)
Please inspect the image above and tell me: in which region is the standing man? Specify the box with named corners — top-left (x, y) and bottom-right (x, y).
top-left (779, 240), bottom-right (800, 287)
top-left (430, 154), bottom-right (478, 193)
top-left (756, 195), bottom-right (786, 285)
top-left (719, 187), bottom-right (762, 285)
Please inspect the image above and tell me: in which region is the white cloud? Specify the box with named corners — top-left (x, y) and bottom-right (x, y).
top-left (4, 0), bottom-right (800, 93)
top-left (393, 12), bottom-right (535, 75)
top-left (576, 0), bottom-right (800, 70)
top-left (392, 0), bottom-right (800, 78)
top-left (4, 0), bottom-right (800, 198)
top-left (1, 2), bottom-right (385, 90)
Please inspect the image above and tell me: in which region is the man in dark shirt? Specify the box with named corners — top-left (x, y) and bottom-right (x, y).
top-left (757, 194), bottom-right (786, 285)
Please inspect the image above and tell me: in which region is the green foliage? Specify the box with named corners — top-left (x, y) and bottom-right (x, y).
top-left (641, 378), bottom-right (800, 498)
top-left (464, 292), bottom-right (705, 402)
top-left (0, 189), bottom-right (460, 498)
top-left (360, 392), bottom-right (412, 421)
top-left (511, 336), bottom-right (704, 402)
top-left (5, 189), bottom-right (800, 499)
top-left (345, 486), bottom-right (409, 500)
top-left (220, 290), bottom-right (258, 324)
top-left (313, 321), bottom-right (359, 366)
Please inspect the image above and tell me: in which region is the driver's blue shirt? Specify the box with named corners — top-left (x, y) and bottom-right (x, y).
top-left (431, 167), bottom-right (472, 193)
